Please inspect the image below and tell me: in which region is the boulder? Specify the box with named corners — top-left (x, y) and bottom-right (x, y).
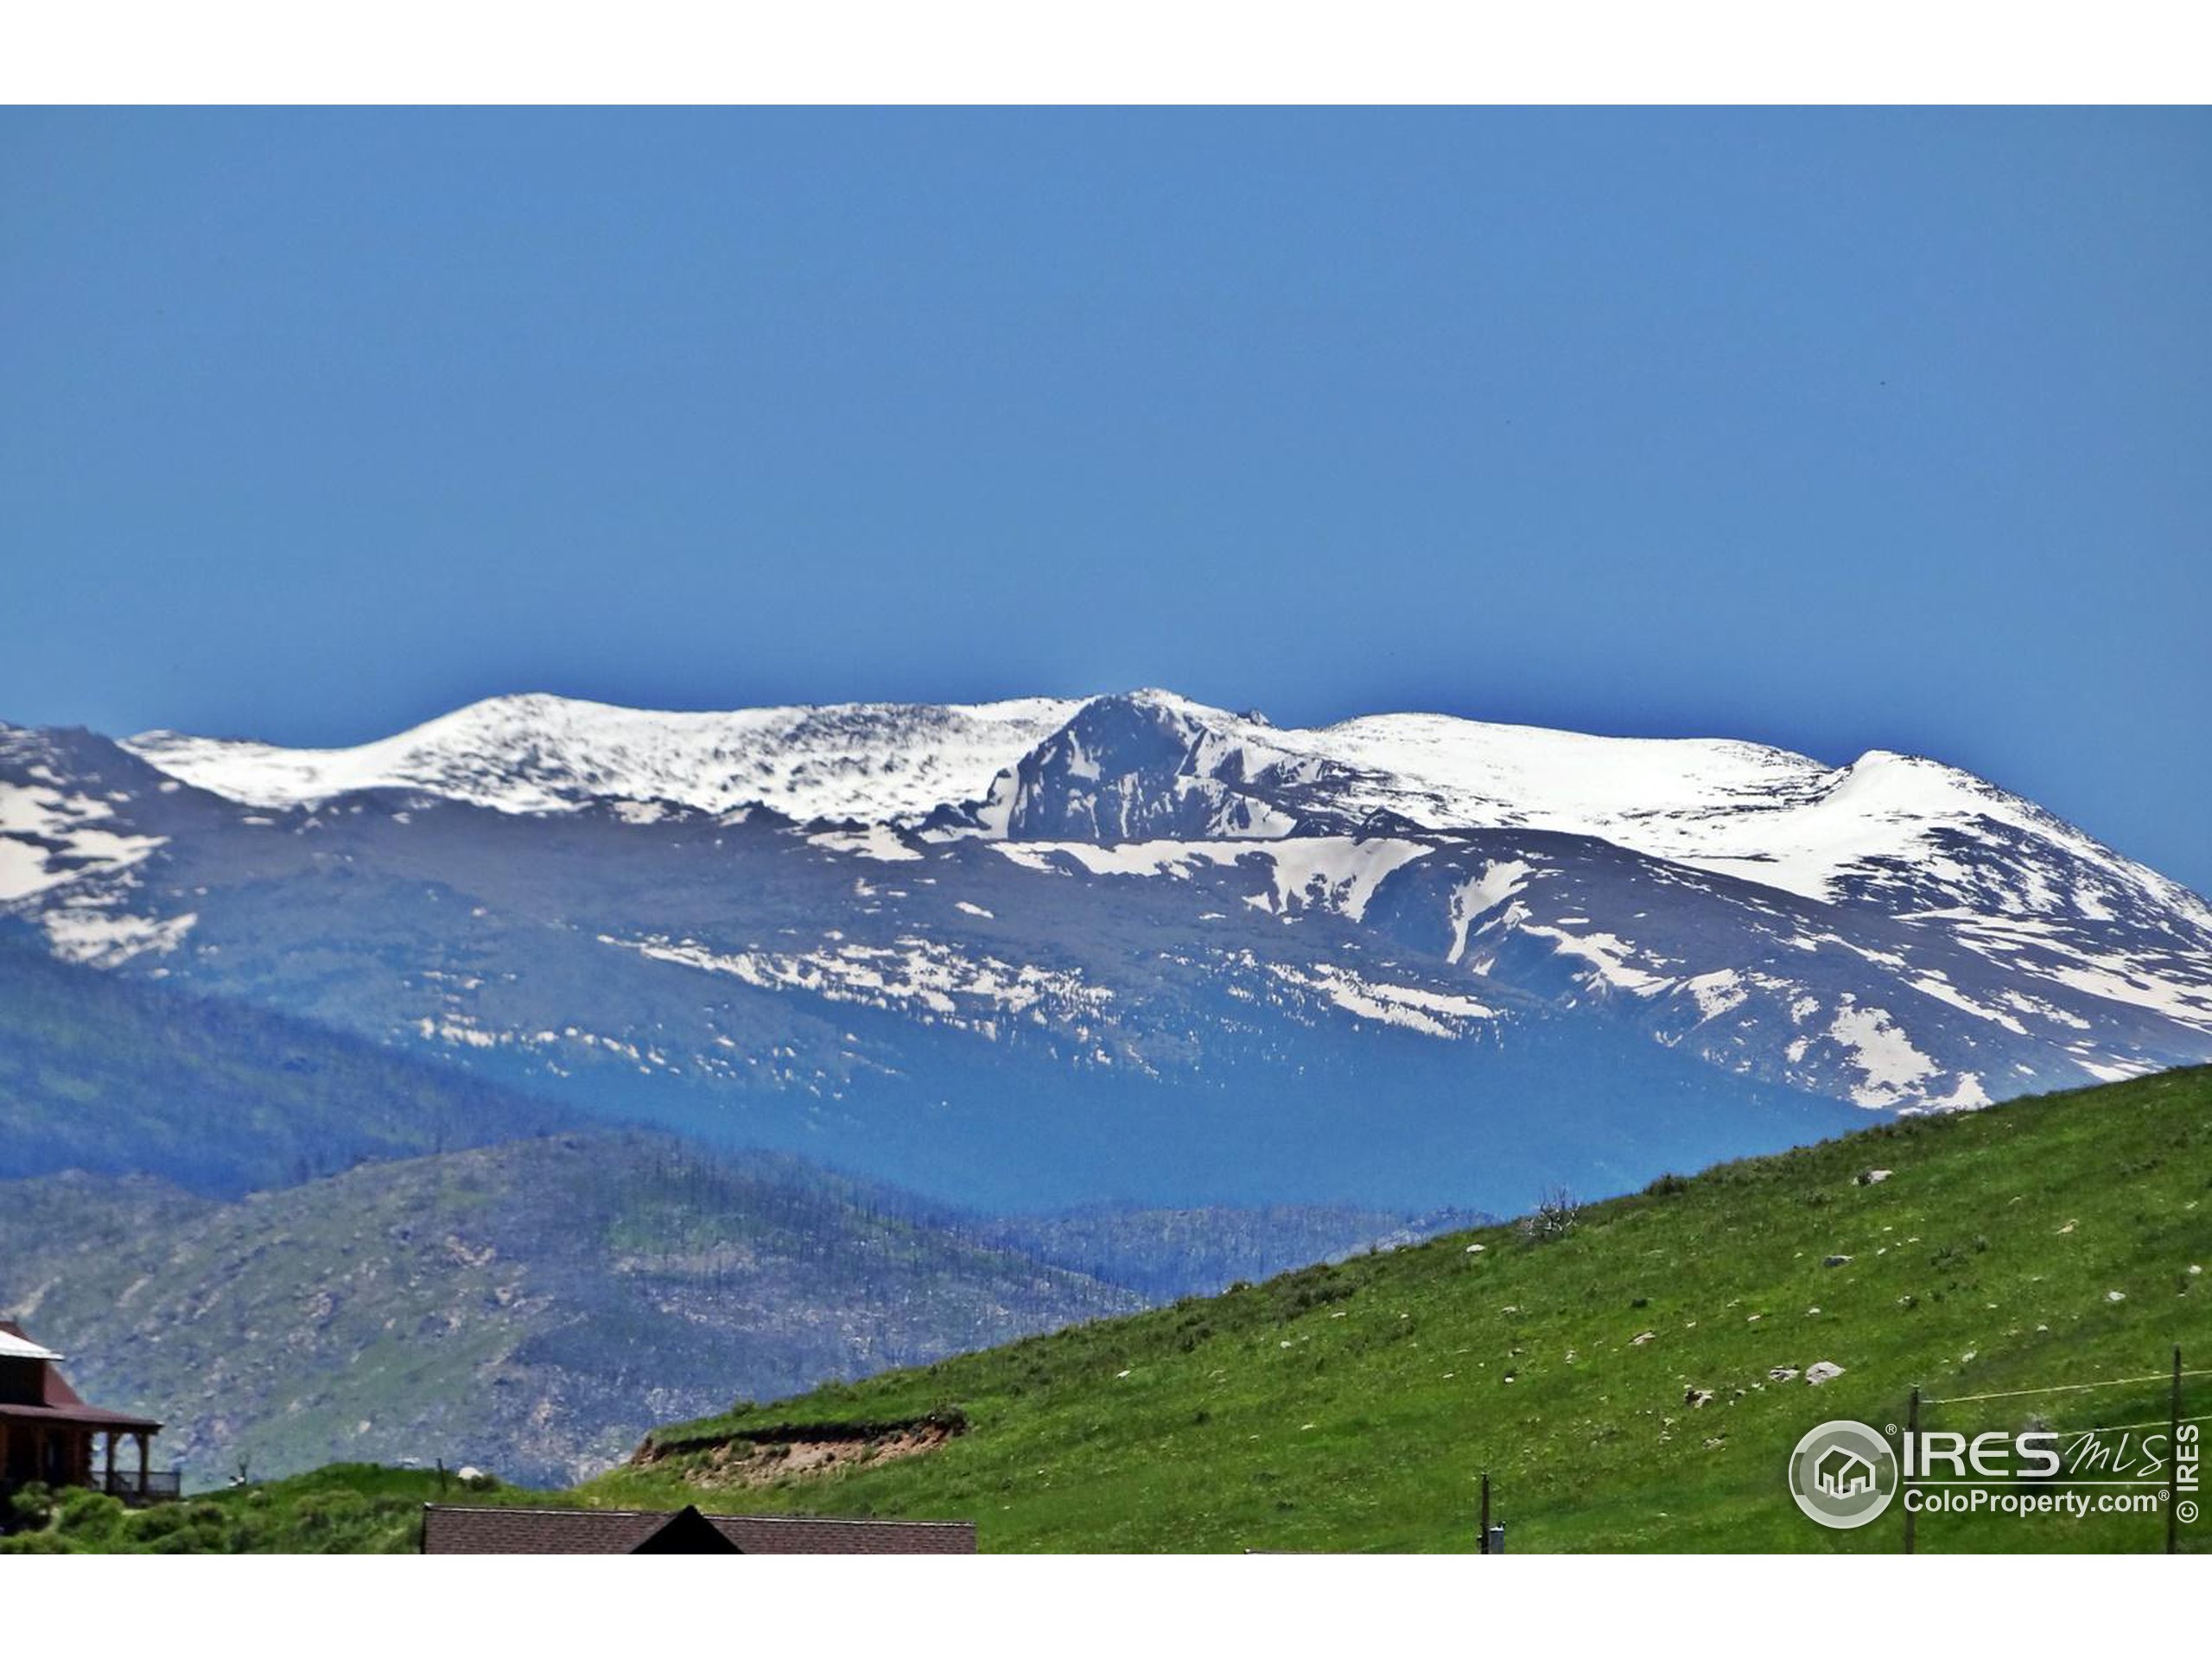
top-left (1804, 1361), bottom-right (1846, 1385)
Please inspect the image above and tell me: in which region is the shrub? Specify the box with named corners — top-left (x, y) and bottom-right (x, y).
top-left (1519, 1185), bottom-right (1581, 1244)
top-left (0, 1530), bottom-right (78, 1554)
top-left (126, 1503), bottom-right (200, 1542)
top-left (6, 1482), bottom-right (54, 1531)
top-left (54, 1490), bottom-right (127, 1544)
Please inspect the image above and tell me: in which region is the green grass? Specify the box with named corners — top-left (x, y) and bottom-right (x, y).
top-left (0, 1465), bottom-right (537, 1554)
top-left (15, 1068), bottom-right (2207, 1552)
top-left (585, 1067), bottom-right (2212, 1552)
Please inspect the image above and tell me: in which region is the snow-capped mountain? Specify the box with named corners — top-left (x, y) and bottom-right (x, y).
top-left (126, 692), bottom-right (1082, 823)
top-left (6, 690), bottom-right (2209, 1212)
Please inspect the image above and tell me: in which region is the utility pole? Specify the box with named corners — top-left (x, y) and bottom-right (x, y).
top-left (1904, 1386), bottom-right (1920, 1555)
top-left (1479, 1471), bottom-right (1491, 1554)
top-left (2170, 1346), bottom-right (2183, 1557)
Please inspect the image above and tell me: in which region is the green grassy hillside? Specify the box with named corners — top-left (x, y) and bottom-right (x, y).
top-left (586, 1068), bottom-right (2212, 1553)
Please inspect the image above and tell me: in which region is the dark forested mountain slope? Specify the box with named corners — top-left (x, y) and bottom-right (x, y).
top-left (0, 925), bottom-right (562, 1194)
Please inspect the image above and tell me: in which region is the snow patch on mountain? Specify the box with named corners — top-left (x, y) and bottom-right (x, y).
top-left (1268, 962), bottom-right (1499, 1039)
top-left (1823, 1002), bottom-right (1943, 1107)
top-left (1908, 973), bottom-right (2030, 1036)
top-left (808, 824), bottom-right (925, 862)
top-left (1681, 968), bottom-right (1751, 1022)
top-left (0, 779), bottom-right (168, 902)
top-left (1262, 838), bottom-right (1433, 921)
top-left (2033, 957), bottom-right (2212, 1030)
top-left (1516, 923), bottom-right (1670, 995)
top-left (598, 931), bottom-right (1113, 1032)
top-left (984, 835), bottom-right (1429, 922)
top-left (41, 906), bottom-right (197, 969)
top-left (1447, 861), bottom-right (1535, 963)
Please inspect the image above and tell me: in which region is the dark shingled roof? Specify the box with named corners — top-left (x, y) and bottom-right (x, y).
top-left (420, 1503), bottom-right (977, 1554)
top-left (0, 1319), bottom-right (163, 1432)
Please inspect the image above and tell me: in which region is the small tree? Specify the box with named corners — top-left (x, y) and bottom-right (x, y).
top-left (1519, 1184), bottom-right (1581, 1244)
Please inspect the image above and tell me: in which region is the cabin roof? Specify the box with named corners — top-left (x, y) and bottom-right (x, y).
top-left (0, 1326), bottom-right (64, 1363)
top-left (420, 1504), bottom-right (978, 1554)
top-left (0, 1399), bottom-right (165, 1430)
top-left (0, 1320), bottom-right (163, 1431)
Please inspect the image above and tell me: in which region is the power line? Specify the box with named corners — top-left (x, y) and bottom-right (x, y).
top-left (1921, 1369), bottom-right (2212, 1406)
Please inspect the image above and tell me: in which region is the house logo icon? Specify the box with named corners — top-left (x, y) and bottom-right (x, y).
top-left (1815, 1444), bottom-right (1878, 1500)
top-left (1789, 1420), bottom-right (1898, 1529)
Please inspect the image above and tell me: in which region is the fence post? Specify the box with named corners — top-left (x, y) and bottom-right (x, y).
top-left (2170, 1346), bottom-right (2183, 1557)
top-left (1904, 1386), bottom-right (1919, 1554)
top-left (1479, 1471), bottom-right (1491, 1554)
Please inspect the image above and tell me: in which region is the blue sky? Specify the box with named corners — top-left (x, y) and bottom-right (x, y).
top-left (3, 107), bottom-right (2208, 893)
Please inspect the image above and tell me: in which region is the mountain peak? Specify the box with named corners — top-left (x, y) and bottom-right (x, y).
top-left (99, 688), bottom-right (2212, 930)
top-left (121, 693), bottom-right (1087, 823)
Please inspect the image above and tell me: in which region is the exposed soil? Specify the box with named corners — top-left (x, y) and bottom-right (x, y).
top-left (629, 1414), bottom-right (963, 1489)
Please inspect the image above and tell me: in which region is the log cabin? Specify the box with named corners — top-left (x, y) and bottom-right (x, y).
top-left (0, 1321), bottom-right (175, 1505)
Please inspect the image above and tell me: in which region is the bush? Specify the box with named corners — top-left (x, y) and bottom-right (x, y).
top-left (1519, 1185), bottom-right (1581, 1244)
top-left (125, 1502), bottom-right (200, 1542)
top-left (54, 1489), bottom-right (127, 1544)
top-left (0, 1529), bottom-right (79, 1553)
top-left (6, 1482), bottom-right (54, 1531)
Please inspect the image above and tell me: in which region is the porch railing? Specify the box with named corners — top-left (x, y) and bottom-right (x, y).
top-left (78, 1468), bottom-right (183, 1504)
